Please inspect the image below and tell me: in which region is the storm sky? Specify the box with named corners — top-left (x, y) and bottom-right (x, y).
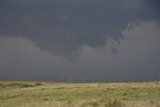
top-left (0, 0), bottom-right (160, 82)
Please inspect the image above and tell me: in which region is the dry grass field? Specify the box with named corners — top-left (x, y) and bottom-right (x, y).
top-left (0, 81), bottom-right (160, 107)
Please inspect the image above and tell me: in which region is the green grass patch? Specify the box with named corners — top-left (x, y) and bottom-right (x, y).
top-left (0, 81), bottom-right (160, 107)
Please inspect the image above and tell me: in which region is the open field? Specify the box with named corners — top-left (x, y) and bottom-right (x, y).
top-left (0, 81), bottom-right (160, 107)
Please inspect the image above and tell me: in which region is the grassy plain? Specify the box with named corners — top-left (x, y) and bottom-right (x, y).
top-left (0, 81), bottom-right (160, 107)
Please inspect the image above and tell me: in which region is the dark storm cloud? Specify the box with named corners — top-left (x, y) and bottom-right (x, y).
top-left (0, 21), bottom-right (160, 81)
top-left (0, 0), bottom-right (159, 58)
top-left (0, 0), bottom-right (160, 82)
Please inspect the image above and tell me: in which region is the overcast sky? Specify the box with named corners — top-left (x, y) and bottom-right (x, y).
top-left (0, 0), bottom-right (160, 82)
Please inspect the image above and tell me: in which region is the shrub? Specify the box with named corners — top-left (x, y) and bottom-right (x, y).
top-left (0, 82), bottom-right (35, 89)
top-left (35, 82), bottom-right (43, 86)
top-left (89, 100), bottom-right (99, 107)
top-left (105, 98), bottom-right (123, 107)
top-left (10, 82), bottom-right (34, 88)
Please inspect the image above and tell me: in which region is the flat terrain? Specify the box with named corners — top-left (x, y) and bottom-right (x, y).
top-left (0, 81), bottom-right (160, 107)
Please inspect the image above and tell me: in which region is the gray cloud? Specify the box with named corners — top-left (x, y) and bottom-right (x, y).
top-left (0, 21), bottom-right (160, 81)
top-left (0, 0), bottom-right (160, 81)
top-left (75, 21), bottom-right (160, 81)
top-left (0, 0), bottom-right (159, 59)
